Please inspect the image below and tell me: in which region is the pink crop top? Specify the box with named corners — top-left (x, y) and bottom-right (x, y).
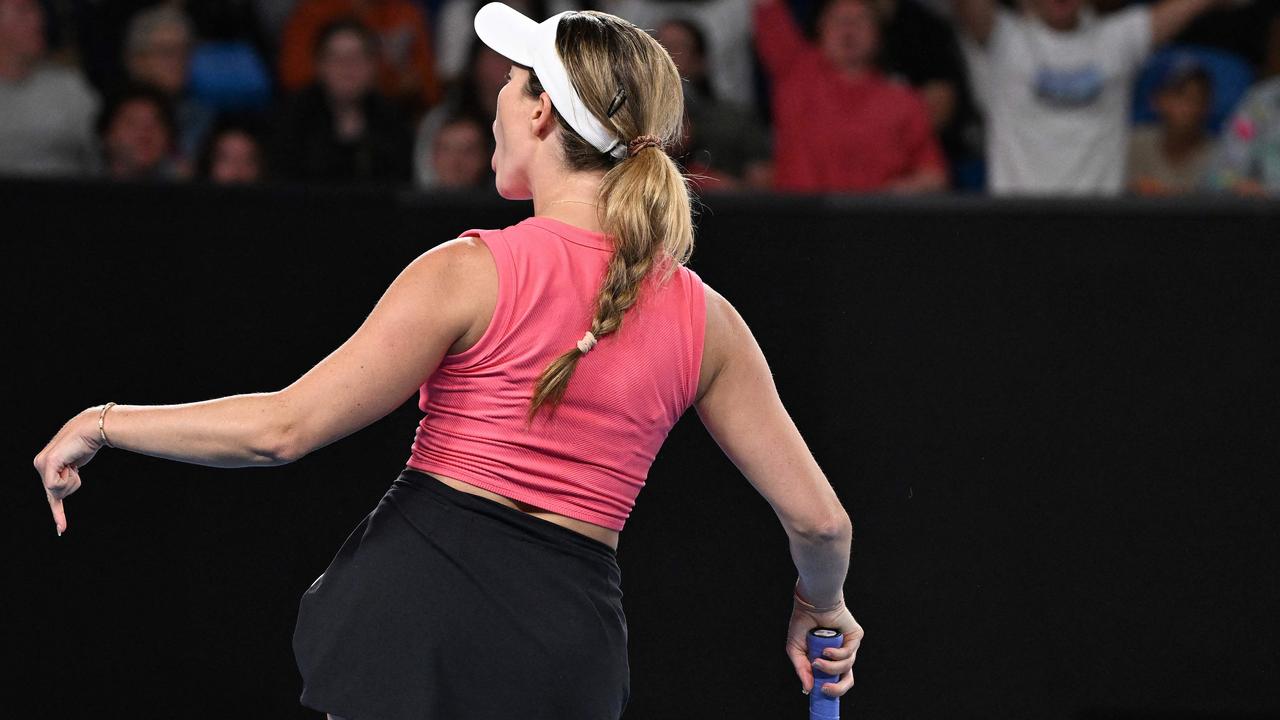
top-left (404, 216), bottom-right (707, 532)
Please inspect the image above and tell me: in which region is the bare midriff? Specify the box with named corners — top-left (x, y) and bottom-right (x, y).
top-left (420, 471), bottom-right (620, 551)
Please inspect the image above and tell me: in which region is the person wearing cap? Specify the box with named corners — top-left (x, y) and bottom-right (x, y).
top-left (33, 3), bottom-right (861, 719)
top-left (1127, 54), bottom-right (1217, 195)
top-left (952, 0), bottom-right (1236, 195)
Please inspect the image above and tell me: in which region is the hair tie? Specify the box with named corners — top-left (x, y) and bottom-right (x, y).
top-left (627, 134), bottom-right (662, 158)
top-left (577, 330), bottom-right (598, 353)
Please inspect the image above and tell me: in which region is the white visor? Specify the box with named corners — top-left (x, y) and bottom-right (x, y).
top-left (474, 2), bottom-right (626, 159)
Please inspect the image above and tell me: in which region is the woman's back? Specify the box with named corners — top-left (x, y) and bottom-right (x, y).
top-left (406, 214), bottom-right (706, 534)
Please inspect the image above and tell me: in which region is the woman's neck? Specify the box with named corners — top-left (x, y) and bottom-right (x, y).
top-left (531, 171), bottom-right (608, 234)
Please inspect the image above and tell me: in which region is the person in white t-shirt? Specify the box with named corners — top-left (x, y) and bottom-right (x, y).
top-left (952, 0), bottom-right (1233, 195)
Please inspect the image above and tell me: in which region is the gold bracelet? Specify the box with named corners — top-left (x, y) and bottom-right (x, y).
top-left (98, 402), bottom-right (116, 449)
top-left (794, 578), bottom-right (844, 614)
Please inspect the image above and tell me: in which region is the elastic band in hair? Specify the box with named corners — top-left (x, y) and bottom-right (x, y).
top-left (627, 134), bottom-right (662, 158)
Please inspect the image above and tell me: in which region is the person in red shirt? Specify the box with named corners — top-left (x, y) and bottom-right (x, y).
top-left (278, 0), bottom-right (442, 120)
top-left (753, 0), bottom-right (947, 193)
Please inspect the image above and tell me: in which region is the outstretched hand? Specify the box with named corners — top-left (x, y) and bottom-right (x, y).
top-left (33, 407), bottom-right (105, 535)
top-left (786, 596), bottom-right (864, 697)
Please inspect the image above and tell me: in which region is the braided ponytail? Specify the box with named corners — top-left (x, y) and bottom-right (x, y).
top-left (521, 11), bottom-right (695, 427)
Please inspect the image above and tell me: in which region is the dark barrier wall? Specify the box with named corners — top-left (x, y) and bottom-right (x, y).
top-left (5, 178), bottom-right (1278, 719)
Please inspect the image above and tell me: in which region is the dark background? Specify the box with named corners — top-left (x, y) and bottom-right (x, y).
top-left (4, 179), bottom-right (1278, 719)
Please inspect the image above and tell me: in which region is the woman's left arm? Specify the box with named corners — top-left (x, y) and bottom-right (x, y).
top-left (33, 237), bottom-right (487, 534)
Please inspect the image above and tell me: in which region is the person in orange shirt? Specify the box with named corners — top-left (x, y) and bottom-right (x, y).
top-left (278, 0), bottom-right (442, 118)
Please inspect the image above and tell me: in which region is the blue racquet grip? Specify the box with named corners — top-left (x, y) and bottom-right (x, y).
top-left (807, 627), bottom-right (842, 720)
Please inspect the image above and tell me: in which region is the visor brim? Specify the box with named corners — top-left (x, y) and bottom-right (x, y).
top-left (474, 2), bottom-right (538, 68)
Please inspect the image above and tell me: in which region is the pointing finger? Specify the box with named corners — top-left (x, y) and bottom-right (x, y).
top-left (48, 490), bottom-right (65, 536)
top-left (46, 465), bottom-right (71, 536)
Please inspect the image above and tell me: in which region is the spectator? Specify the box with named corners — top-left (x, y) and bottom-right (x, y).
top-left (183, 2), bottom-right (275, 115)
top-left (433, 0), bottom-right (576, 88)
top-left (602, 0), bottom-right (760, 110)
top-left (198, 117), bottom-right (267, 184)
top-left (122, 3), bottom-right (215, 176)
top-left (413, 36), bottom-right (506, 188)
top-left (278, 0), bottom-right (442, 119)
top-left (427, 112), bottom-right (494, 189)
top-left (1203, 74), bottom-right (1280, 195)
top-left (96, 83), bottom-right (180, 181)
top-left (271, 18), bottom-right (414, 184)
top-left (0, 0), bottom-right (100, 176)
top-left (654, 17), bottom-right (772, 192)
top-left (1127, 54), bottom-right (1216, 195)
top-left (873, 0), bottom-right (984, 187)
top-left (952, 0), bottom-right (1232, 195)
top-left (753, 0), bottom-right (948, 193)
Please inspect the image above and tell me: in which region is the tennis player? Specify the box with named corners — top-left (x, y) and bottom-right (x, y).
top-left (32, 3), bottom-right (862, 718)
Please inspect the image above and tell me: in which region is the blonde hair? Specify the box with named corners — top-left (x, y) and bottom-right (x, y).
top-left (521, 10), bottom-right (697, 427)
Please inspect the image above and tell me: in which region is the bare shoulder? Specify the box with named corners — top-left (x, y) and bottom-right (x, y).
top-left (420, 234), bottom-right (493, 274)
top-left (397, 235), bottom-right (496, 301)
top-left (392, 236), bottom-right (497, 355)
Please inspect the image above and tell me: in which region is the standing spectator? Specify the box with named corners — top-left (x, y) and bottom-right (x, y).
top-left (96, 83), bottom-right (180, 181)
top-left (952, 0), bottom-right (1232, 195)
top-left (0, 0), bottom-right (100, 176)
top-left (272, 18), bottom-right (414, 184)
top-left (413, 36), bottom-right (506, 188)
top-left (278, 0), bottom-right (442, 119)
top-left (1204, 75), bottom-right (1280, 195)
top-left (753, 0), bottom-right (948, 193)
top-left (426, 112), bottom-right (494, 189)
top-left (122, 3), bottom-right (215, 176)
top-left (198, 117), bottom-right (267, 184)
top-left (1127, 55), bottom-right (1216, 195)
top-left (654, 17), bottom-right (772, 191)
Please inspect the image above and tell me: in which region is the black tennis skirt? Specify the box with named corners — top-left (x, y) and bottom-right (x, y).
top-left (293, 466), bottom-right (630, 720)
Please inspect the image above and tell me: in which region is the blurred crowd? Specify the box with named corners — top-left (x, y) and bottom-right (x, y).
top-left (1, 0), bottom-right (1278, 196)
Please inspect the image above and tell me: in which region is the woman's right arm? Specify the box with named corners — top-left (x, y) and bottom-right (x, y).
top-left (694, 284), bottom-right (852, 608)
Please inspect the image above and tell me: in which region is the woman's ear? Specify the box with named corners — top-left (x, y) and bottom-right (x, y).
top-left (530, 91), bottom-right (556, 140)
